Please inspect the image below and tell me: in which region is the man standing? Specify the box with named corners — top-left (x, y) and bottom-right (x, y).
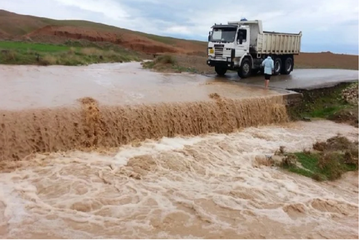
top-left (261, 56), bottom-right (274, 89)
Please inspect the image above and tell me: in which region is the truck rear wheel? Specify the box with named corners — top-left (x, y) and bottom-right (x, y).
top-left (215, 66), bottom-right (227, 76)
top-left (274, 57), bottom-right (282, 75)
top-left (281, 56), bottom-right (294, 75)
top-left (238, 58), bottom-right (252, 78)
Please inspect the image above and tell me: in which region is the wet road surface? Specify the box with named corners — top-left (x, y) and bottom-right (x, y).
top-left (211, 68), bottom-right (359, 90)
top-left (0, 62), bottom-right (283, 110)
top-left (0, 62), bottom-right (357, 110)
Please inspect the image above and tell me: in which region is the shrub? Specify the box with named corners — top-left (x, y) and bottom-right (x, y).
top-left (154, 55), bottom-right (177, 65)
top-left (38, 55), bottom-right (57, 66)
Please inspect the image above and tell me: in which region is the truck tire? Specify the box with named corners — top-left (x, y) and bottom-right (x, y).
top-left (273, 57), bottom-right (282, 75)
top-left (215, 66), bottom-right (227, 76)
top-left (237, 58), bottom-right (252, 78)
top-left (281, 56), bottom-right (294, 75)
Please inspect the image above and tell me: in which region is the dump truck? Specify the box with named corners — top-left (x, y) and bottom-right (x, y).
top-left (207, 19), bottom-right (302, 78)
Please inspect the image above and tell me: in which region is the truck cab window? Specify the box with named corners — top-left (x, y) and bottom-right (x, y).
top-left (211, 28), bottom-right (237, 43)
top-left (237, 29), bottom-right (247, 44)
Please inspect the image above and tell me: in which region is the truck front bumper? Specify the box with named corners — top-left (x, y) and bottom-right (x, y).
top-left (207, 59), bottom-right (234, 68)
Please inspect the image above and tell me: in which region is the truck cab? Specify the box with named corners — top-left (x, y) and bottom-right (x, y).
top-left (207, 20), bottom-right (302, 78)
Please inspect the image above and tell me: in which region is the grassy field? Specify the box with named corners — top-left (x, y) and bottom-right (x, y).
top-left (0, 41), bottom-right (71, 52)
top-left (0, 41), bottom-right (140, 65)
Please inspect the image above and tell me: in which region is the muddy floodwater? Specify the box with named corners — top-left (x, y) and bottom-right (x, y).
top-left (0, 120), bottom-right (358, 239)
top-left (0, 63), bottom-right (358, 238)
top-left (0, 62), bottom-right (286, 110)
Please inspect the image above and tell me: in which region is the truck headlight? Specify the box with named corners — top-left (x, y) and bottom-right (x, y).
top-left (209, 49), bottom-right (214, 54)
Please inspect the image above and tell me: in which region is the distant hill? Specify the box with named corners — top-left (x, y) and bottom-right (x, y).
top-left (0, 9), bottom-right (207, 55)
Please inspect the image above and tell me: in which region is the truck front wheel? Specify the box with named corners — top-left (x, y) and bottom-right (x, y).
top-left (238, 58), bottom-right (252, 78)
top-left (215, 66), bottom-right (227, 76)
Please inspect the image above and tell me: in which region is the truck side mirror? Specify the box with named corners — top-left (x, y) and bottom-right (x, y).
top-left (208, 31), bottom-right (211, 41)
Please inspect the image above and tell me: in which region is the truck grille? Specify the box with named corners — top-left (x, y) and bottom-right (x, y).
top-left (214, 44), bottom-right (224, 58)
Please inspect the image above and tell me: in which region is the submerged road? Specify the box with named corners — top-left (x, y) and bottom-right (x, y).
top-left (208, 68), bottom-right (359, 90)
top-left (0, 62), bottom-right (358, 110)
top-left (0, 62), bottom-right (284, 110)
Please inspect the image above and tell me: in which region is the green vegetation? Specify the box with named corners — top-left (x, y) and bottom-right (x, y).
top-left (0, 41), bottom-right (140, 66)
top-left (142, 54), bottom-right (198, 73)
top-left (288, 82), bottom-right (359, 127)
top-left (284, 152), bottom-right (357, 181)
top-left (278, 136), bottom-right (358, 181)
top-left (0, 41), bottom-right (70, 52)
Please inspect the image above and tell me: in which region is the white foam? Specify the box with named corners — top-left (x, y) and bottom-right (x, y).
top-left (114, 136), bottom-right (204, 166)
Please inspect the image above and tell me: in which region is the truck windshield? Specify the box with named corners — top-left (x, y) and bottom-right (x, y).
top-left (211, 28), bottom-right (237, 43)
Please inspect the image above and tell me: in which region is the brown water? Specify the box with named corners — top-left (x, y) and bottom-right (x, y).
top-left (0, 63), bottom-right (358, 238)
top-left (0, 95), bottom-right (288, 161)
top-left (0, 120), bottom-right (358, 239)
top-left (0, 63), bottom-right (284, 110)
top-left (0, 63), bottom-right (289, 161)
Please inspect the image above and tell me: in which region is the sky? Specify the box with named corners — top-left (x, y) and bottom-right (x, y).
top-left (0, 0), bottom-right (359, 54)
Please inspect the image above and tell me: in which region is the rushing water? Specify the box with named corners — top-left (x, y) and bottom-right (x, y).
top-left (0, 95), bottom-right (288, 162)
top-left (0, 120), bottom-right (358, 239)
top-left (0, 62), bottom-right (358, 238)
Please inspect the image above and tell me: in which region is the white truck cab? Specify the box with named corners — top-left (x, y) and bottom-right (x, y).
top-left (207, 19), bottom-right (302, 78)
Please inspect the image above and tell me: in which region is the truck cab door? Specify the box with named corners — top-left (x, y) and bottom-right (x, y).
top-left (235, 29), bottom-right (249, 57)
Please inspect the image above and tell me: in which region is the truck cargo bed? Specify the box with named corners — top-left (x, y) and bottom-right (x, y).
top-left (256, 31), bottom-right (302, 55)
